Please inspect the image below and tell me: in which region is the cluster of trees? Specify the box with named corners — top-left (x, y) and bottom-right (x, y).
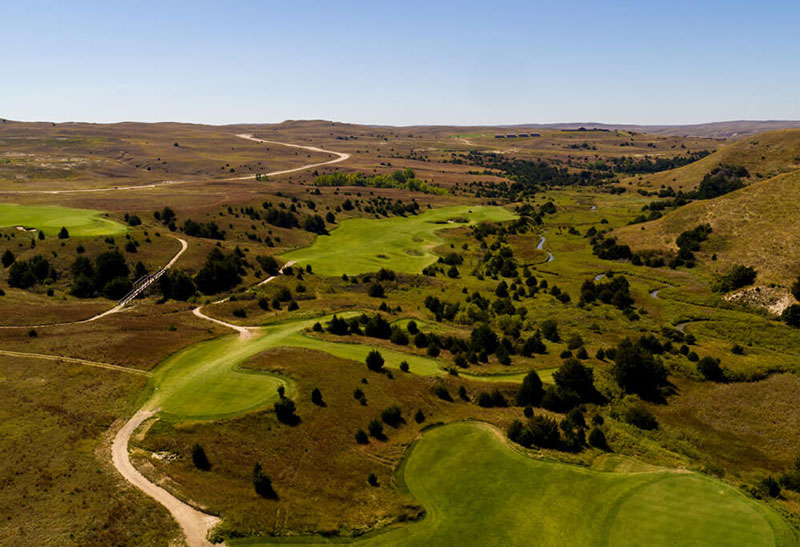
top-left (610, 338), bottom-right (670, 400)
top-left (590, 234), bottom-right (632, 261)
top-left (608, 151), bottom-right (711, 174)
top-left (456, 151), bottom-right (615, 198)
top-left (194, 247), bottom-right (244, 295)
top-left (159, 269), bottom-right (196, 301)
top-left (507, 406), bottom-right (603, 452)
top-left (672, 224), bottom-right (712, 268)
top-left (579, 275), bottom-right (633, 309)
top-left (713, 264), bottom-right (757, 293)
top-left (314, 168), bottom-right (447, 195)
top-left (8, 255), bottom-right (57, 289)
top-left (182, 219), bottom-right (225, 240)
top-left (70, 250), bottom-right (133, 299)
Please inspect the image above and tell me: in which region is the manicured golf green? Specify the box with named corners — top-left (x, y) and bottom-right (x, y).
top-left (146, 314), bottom-right (537, 419)
top-left (281, 205), bottom-right (516, 276)
top-left (0, 203), bottom-right (127, 237)
top-left (239, 423), bottom-right (798, 546)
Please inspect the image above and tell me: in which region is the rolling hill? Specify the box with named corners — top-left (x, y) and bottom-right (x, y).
top-left (626, 129), bottom-right (800, 191)
top-left (614, 169), bottom-right (800, 286)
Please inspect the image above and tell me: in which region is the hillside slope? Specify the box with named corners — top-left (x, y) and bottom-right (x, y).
top-left (614, 169), bottom-right (800, 285)
top-left (628, 129), bottom-right (800, 191)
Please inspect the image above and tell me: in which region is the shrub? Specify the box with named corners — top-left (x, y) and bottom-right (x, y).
top-left (191, 443), bottom-right (211, 471)
top-left (515, 370), bottom-right (544, 406)
top-left (355, 430), bottom-right (369, 444)
top-left (367, 473), bottom-right (378, 487)
top-left (253, 463), bottom-right (277, 498)
top-left (287, 300), bottom-right (299, 311)
top-left (625, 405), bottom-right (658, 430)
top-left (311, 388), bottom-right (324, 406)
top-left (1, 250), bottom-right (14, 268)
top-left (553, 358), bottom-right (596, 402)
top-left (381, 405), bottom-right (403, 427)
top-left (273, 397), bottom-right (297, 424)
top-left (713, 264), bottom-right (757, 293)
top-left (697, 356), bottom-right (724, 381)
top-left (232, 307), bottom-right (247, 318)
top-left (414, 409), bottom-right (425, 423)
top-left (390, 327), bottom-right (409, 345)
top-left (368, 283), bottom-right (385, 298)
top-left (782, 305), bottom-right (800, 328)
top-left (759, 476), bottom-right (781, 498)
top-left (365, 350), bottom-right (385, 372)
top-left (433, 384), bottom-right (452, 401)
top-left (611, 339), bottom-right (668, 399)
top-left (58, 226), bottom-right (70, 239)
top-left (540, 319), bottom-right (560, 342)
top-left (588, 427), bottom-right (608, 450)
top-left (399, 360), bottom-right (410, 373)
top-left (368, 419), bottom-right (384, 439)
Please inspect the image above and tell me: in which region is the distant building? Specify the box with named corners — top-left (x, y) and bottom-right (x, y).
top-left (518, 133), bottom-right (529, 137)
top-left (529, 132), bottom-right (541, 137)
top-left (506, 134), bottom-right (518, 138)
top-left (494, 134), bottom-right (505, 139)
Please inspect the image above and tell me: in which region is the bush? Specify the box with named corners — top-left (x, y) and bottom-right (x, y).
top-left (191, 443), bottom-right (211, 471)
top-left (515, 370), bottom-right (544, 406)
top-left (273, 397), bottom-right (297, 424)
top-left (365, 350), bottom-right (385, 372)
top-left (625, 405), bottom-right (658, 430)
top-left (368, 419), bottom-right (384, 439)
top-left (759, 476), bottom-right (781, 498)
top-left (477, 389), bottom-right (507, 408)
top-left (588, 427), bottom-right (608, 450)
top-left (103, 276), bottom-right (133, 300)
top-left (367, 473), bottom-right (379, 487)
top-left (253, 463), bottom-right (277, 498)
top-left (414, 409), bottom-right (425, 423)
top-left (1, 250), bottom-right (14, 268)
top-left (697, 356), bottom-right (724, 381)
top-left (355, 430), bottom-right (369, 444)
top-left (611, 339), bottom-right (668, 399)
top-left (399, 360), bottom-right (410, 373)
top-left (311, 388), bottom-right (324, 406)
top-left (381, 405), bottom-right (403, 427)
top-left (433, 384), bottom-right (452, 401)
top-left (553, 358), bottom-right (596, 402)
top-left (713, 264), bottom-right (757, 293)
top-left (58, 226), bottom-right (70, 239)
top-left (368, 283), bottom-right (385, 298)
top-left (232, 307), bottom-right (247, 318)
top-left (540, 319), bottom-right (560, 342)
top-left (782, 305), bottom-right (800, 328)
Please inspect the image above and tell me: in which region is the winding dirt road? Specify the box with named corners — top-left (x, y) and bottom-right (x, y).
top-left (0, 134), bottom-right (350, 195)
top-left (112, 410), bottom-right (219, 547)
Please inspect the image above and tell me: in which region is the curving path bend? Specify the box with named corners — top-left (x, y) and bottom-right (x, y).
top-left (0, 135), bottom-right (350, 195)
top-left (112, 410), bottom-right (219, 547)
top-left (536, 235), bottom-right (554, 263)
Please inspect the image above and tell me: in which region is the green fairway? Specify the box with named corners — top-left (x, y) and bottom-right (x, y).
top-left (281, 205), bottom-right (516, 276)
top-left (0, 203), bottom-right (127, 237)
top-left (238, 423), bottom-right (797, 546)
top-left (145, 314), bottom-right (536, 420)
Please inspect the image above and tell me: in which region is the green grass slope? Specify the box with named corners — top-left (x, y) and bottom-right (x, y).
top-left (146, 314), bottom-right (535, 420)
top-left (631, 129), bottom-right (800, 191)
top-left (0, 203), bottom-right (126, 236)
top-left (280, 205), bottom-right (516, 276)
top-left (615, 170), bottom-right (800, 285)
top-left (238, 423), bottom-right (797, 546)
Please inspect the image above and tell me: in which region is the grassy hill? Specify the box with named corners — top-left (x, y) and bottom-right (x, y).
top-left (615, 169), bottom-right (800, 285)
top-left (629, 129), bottom-right (800, 191)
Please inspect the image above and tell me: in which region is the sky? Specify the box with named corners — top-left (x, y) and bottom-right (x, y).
top-left (1, 0), bottom-right (799, 126)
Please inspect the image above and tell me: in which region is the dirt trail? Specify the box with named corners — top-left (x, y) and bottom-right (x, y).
top-left (0, 349), bottom-right (150, 376)
top-left (112, 410), bottom-right (219, 547)
top-left (0, 135), bottom-right (349, 195)
top-left (191, 261), bottom-right (296, 339)
top-left (0, 236), bottom-right (188, 329)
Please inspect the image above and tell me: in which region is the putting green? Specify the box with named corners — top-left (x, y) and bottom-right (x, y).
top-left (146, 314), bottom-right (535, 419)
top-left (238, 423), bottom-right (798, 546)
top-left (0, 203), bottom-right (127, 237)
top-left (281, 205), bottom-right (516, 276)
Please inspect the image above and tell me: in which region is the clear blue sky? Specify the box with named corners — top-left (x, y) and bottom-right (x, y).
top-left (2, 0), bottom-right (798, 126)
